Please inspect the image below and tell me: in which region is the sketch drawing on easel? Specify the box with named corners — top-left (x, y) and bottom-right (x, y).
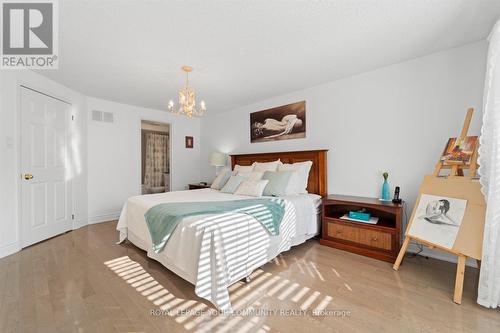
top-left (250, 101), bottom-right (306, 143)
top-left (408, 194), bottom-right (467, 249)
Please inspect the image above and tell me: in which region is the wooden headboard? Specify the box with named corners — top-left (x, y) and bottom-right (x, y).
top-left (230, 150), bottom-right (328, 197)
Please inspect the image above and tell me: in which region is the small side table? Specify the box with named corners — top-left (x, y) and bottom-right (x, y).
top-left (188, 183), bottom-right (211, 190)
top-left (320, 194), bottom-right (403, 262)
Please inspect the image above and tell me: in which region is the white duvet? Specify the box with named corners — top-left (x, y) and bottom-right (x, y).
top-left (117, 188), bottom-right (321, 311)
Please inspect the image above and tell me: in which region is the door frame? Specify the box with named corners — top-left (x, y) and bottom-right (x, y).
top-left (140, 119), bottom-right (172, 194)
top-left (17, 83), bottom-right (74, 248)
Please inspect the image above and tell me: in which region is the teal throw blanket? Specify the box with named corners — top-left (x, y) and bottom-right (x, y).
top-left (144, 198), bottom-right (286, 253)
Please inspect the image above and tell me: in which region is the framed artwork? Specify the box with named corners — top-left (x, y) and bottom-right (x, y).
top-left (185, 136), bottom-right (194, 148)
top-left (250, 101), bottom-right (306, 143)
top-left (407, 194), bottom-right (467, 249)
top-left (440, 136), bottom-right (478, 165)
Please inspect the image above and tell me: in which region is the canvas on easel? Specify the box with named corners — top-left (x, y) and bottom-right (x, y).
top-left (393, 108), bottom-right (486, 305)
top-left (408, 194), bottom-right (467, 249)
top-left (440, 136), bottom-right (479, 166)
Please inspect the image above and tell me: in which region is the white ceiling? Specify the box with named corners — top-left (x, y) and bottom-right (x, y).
top-left (38, 0), bottom-right (500, 114)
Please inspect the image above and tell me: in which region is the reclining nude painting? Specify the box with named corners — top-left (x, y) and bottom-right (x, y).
top-left (250, 101), bottom-right (306, 143)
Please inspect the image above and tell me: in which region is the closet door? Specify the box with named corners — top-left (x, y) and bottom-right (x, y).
top-left (20, 87), bottom-right (72, 247)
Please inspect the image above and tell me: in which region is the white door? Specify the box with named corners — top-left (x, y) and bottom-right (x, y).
top-left (21, 87), bottom-right (72, 248)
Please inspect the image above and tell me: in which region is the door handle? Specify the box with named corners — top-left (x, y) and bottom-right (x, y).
top-left (24, 173), bottom-right (34, 180)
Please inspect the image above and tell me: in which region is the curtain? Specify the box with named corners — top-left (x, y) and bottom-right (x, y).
top-left (144, 132), bottom-right (168, 189)
top-left (478, 19), bottom-right (500, 308)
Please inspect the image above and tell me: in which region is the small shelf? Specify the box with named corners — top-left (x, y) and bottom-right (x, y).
top-left (323, 216), bottom-right (396, 232)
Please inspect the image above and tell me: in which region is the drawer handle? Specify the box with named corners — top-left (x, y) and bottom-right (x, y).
top-left (336, 230), bottom-right (343, 234)
top-left (371, 237), bottom-right (378, 241)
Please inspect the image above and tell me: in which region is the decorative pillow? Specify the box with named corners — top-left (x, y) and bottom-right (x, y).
top-left (278, 161), bottom-right (313, 194)
top-left (237, 171), bottom-right (264, 181)
top-left (252, 160), bottom-right (281, 172)
top-left (220, 175), bottom-right (245, 194)
top-left (234, 180), bottom-right (269, 197)
top-left (211, 169), bottom-right (233, 190)
top-left (284, 171), bottom-right (301, 195)
top-left (234, 164), bottom-right (254, 172)
top-left (262, 171), bottom-right (294, 196)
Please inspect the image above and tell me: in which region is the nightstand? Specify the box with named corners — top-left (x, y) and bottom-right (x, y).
top-left (188, 183), bottom-right (211, 190)
top-left (320, 195), bottom-right (403, 262)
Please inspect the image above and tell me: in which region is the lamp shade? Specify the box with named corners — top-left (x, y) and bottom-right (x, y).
top-left (210, 152), bottom-right (226, 166)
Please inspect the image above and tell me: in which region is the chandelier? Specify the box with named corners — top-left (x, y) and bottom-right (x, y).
top-left (168, 66), bottom-right (206, 118)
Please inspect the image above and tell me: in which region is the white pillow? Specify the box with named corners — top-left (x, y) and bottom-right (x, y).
top-left (283, 171), bottom-right (301, 195)
top-left (237, 171), bottom-right (264, 181)
top-left (234, 179), bottom-right (269, 197)
top-left (234, 164), bottom-right (254, 172)
top-left (211, 169), bottom-right (232, 190)
top-left (252, 160), bottom-right (280, 172)
top-left (278, 161), bottom-right (313, 194)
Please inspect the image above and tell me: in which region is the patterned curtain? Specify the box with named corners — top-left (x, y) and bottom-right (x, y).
top-left (478, 19), bottom-right (500, 308)
top-left (144, 132), bottom-right (168, 189)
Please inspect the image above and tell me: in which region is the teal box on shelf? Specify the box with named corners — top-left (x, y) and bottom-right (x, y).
top-left (348, 211), bottom-right (371, 221)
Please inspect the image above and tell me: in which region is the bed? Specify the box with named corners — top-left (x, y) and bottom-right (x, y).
top-left (117, 150), bottom-right (328, 311)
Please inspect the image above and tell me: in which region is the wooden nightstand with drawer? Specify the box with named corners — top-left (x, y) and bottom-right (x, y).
top-left (188, 183), bottom-right (211, 190)
top-left (320, 195), bottom-right (403, 262)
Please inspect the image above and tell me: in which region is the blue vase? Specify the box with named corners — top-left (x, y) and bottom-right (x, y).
top-left (381, 180), bottom-right (391, 201)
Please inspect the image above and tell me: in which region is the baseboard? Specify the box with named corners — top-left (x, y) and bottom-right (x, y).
top-left (407, 243), bottom-right (479, 268)
top-left (72, 218), bottom-right (88, 230)
top-left (0, 241), bottom-right (20, 259)
top-left (88, 212), bottom-right (120, 224)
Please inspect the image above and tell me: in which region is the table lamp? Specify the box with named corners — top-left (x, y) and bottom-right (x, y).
top-left (210, 152), bottom-right (226, 175)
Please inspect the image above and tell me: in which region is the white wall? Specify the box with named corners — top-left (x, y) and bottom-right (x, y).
top-left (87, 98), bottom-right (201, 223)
top-left (201, 41), bottom-right (486, 201)
top-left (200, 41), bottom-right (487, 264)
top-left (0, 70), bottom-right (88, 258)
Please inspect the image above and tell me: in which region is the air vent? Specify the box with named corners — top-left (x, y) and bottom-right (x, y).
top-left (92, 110), bottom-right (102, 121)
top-left (92, 110), bottom-right (114, 123)
top-left (102, 111), bottom-right (114, 123)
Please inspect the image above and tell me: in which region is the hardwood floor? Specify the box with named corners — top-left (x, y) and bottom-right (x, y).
top-left (0, 221), bottom-right (498, 333)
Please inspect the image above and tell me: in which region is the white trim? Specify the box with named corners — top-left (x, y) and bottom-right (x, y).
top-left (20, 85), bottom-right (71, 105)
top-left (407, 243), bottom-right (479, 268)
top-left (0, 242), bottom-right (20, 259)
top-left (16, 81), bottom-right (23, 248)
top-left (72, 218), bottom-right (88, 230)
top-left (88, 212), bottom-right (121, 224)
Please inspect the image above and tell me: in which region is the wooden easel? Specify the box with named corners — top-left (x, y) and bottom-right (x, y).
top-left (393, 108), bottom-right (486, 305)
top-left (432, 108), bottom-right (479, 179)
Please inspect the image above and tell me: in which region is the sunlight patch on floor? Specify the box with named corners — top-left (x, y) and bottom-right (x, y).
top-left (104, 256), bottom-right (335, 332)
